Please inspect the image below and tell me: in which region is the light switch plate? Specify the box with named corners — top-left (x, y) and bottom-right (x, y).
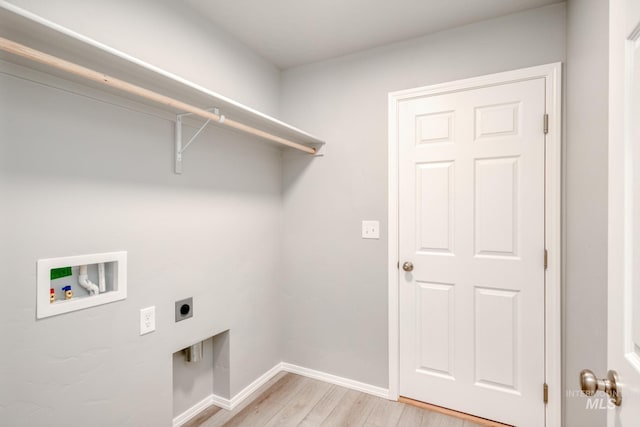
top-left (140, 306), bottom-right (156, 335)
top-left (362, 220), bottom-right (380, 239)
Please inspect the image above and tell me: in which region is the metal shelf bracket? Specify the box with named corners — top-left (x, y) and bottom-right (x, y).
top-left (174, 108), bottom-right (225, 174)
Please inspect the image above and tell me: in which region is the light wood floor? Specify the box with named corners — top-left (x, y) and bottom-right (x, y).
top-left (184, 372), bottom-right (486, 427)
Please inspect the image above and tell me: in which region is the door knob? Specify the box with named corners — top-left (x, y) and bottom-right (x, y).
top-left (580, 369), bottom-right (622, 406)
top-left (402, 261), bottom-right (414, 272)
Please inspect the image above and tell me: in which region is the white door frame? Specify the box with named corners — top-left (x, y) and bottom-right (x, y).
top-left (388, 63), bottom-right (562, 426)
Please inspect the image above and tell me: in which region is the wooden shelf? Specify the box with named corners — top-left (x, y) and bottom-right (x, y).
top-left (0, 2), bottom-right (325, 163)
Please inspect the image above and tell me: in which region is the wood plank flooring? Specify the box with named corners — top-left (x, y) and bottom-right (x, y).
top-left (185, 373), bottom-right (486, 427)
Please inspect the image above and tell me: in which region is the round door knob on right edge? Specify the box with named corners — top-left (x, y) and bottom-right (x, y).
top-left (580, 369), bottom-right (622, 406)
top-left (402, 261), bottom-right (414, 272)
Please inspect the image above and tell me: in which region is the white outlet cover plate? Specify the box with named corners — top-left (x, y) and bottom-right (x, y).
top-left (362, 220), bottom-right (380, 239)
top-left (140, 306), bottom-right (156, 335)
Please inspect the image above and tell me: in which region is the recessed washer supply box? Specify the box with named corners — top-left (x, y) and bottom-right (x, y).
top-left (36, 251), bottom-right (127, 319)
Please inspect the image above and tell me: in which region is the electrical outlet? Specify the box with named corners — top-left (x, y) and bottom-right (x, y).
top-left (140, 306), bottom-right (156, 335)
top-left (175, 297), bottom-right (193, 322)
top-left (362, 220), bottom-right (380, 239)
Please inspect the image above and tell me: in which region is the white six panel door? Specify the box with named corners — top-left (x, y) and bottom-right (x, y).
top-left (608, 0), bottom-right (640, 425)
top-left (398, 78), bottom-right (546, 427)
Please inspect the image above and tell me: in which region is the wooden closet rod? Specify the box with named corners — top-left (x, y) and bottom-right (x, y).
top-left (0, 37), bottom-right (317, 155)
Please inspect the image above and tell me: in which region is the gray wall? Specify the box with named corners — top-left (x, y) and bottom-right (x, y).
top-left (564, 0), bottom-right (609, 426)
top-left (0, 1), bottom-right (284, 426)
top-left (279, 3), bottom-right (567, 389)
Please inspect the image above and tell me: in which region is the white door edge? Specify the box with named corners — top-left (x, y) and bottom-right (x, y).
top-left (387, 62), bottom-right (562, 427)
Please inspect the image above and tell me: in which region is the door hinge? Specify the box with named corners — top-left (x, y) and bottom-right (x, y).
top-left (544, 249), bottom-right (548, 270)
top-left (543, 383), bottom-right (549, 404)
top-left (543, 114), bottom-right (549, 134)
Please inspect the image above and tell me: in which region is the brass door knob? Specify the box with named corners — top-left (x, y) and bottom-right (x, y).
top-left (402, 261), bottom-right (414, 272)
top-left (580, 369), bottom-right (622, 406)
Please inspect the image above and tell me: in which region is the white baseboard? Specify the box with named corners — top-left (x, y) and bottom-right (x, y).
top-left (172, 362), bottom-right (282, 427)
top-left (281, 362), bottom-right (390, 399)
top-left (227, 362), bottom-right (283, 409)
top-left (207, 394), bottom-right (232, 412)
top-left (173, 361), bottom-right (390, 427)
top-left (172, 394), bottom-right (217, 427)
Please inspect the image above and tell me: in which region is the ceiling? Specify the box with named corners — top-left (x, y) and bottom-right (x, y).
top-left (183, 0), bottom-right (562, 69)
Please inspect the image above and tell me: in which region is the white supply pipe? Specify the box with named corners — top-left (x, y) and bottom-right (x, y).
top-left (98, 263), bottom-right (106, 293)
top-left (78, 265), bottom-right (99, 295)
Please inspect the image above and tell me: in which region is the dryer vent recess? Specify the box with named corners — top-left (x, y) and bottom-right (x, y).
top-left (175, 297), bottom-right (193, 322)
